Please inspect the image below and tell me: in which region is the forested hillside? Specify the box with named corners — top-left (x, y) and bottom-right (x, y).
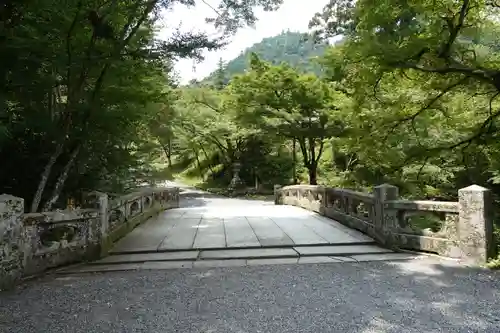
top-left (203, 30), bottom-right (330, 85)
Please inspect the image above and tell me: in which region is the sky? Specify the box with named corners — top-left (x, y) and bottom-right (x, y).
top-left (157, 0), bottom-right (329, 84)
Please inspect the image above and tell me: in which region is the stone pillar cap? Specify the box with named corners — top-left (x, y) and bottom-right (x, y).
top-left (459, 185), bottom-right (489, 192)
top-left (0, 194), bottom-right (23, 201)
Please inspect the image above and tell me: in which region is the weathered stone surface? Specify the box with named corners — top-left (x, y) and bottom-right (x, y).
top-left (246, 217), bottom-right (294, 246)
top-left (0, 187), bottom-right (181, 290)
top-left (373, 184), bottom-right (399, 246)
top-left (350, 253), bottom-right (422, 262)
top-left (95, 251), bottom-right (199, 264)
top-left (457, 185), bottom-right (495, 264)
top-left (193, 259), bottom-right (246, 268)
top-left (228, 162), bottom-right (246, 195)
top-left (141, 261), bottom-right (193, 270)
top-left (271, 217), bottom-right (329, 245)
top-left (193, 218), bottom-right (226, 249)
top-left (61, 263), bottom-right (142, 274)
top-left (158, 218), bottom-right (201, 250)
top-left (0, 194), bottom-right (25, 291)
top-left (246, 258), bottom-right (298, 266)
top-left (200, 248), bottom-right (298, 260)
top-left (297, 256), bottom-right (344, 264)
top-left (277, 183), bottom-right (495, 264)
top-left (224, 217), bottom-right (260, 248)
top-left (294, 245), bottom-right (391, 256)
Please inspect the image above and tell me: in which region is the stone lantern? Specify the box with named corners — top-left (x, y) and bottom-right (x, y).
top-left (228, 162), bottom-right (246, 195)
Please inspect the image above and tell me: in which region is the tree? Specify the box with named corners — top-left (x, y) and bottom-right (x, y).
top-left (310, 0), bottom-right (500, 151)
top-left (213, 58), bottom-right (227, 90)
top-left (228, 54), bottom-right (346, 184)
top-left (0, 0), bottom-right (287, 211)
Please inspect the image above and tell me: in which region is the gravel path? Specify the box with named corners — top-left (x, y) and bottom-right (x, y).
top-left (1, 257), bottom-right (500, 332)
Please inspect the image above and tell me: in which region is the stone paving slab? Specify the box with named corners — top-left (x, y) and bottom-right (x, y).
top-left (62, 254), bottom-right (425, 274)
top-left (200, 248), bottom-right (299, 260)
top-left (110, 242), bottom-right (162, 254)
top-left (95, 251), bottom-right (199, 264)
top-left (350, 253), bottom-right (423, 262)
top-left (271, 217), bottom-right (330, 245)
top-left (63, 263), bottom-right (142, 273)
top-left (110, 215), bottom-right (178, 253)
top-left (65, 249), bottom-right (428, 274)
top-left (224, 217), bottom-right (261, 248)
top-left (141, 261), bottom-right (193, 269)
top-left (300, 217), bottom-right (369, 244)
top-left (294, 244), bottom-right (392, 256)
top-left (298, 256), bottom-right (344, 264)
top-left (247, 258), bottom-right (299, 266)
top-left (246, 217), bottom-right (294, 246)
top-left (193, 218), bottom-right (226, 249)
top-left (157, 218), bottom-right (201, 250)
top-left (310, 214), bottom-right (375, 242)
top-left (193, 259), bottom-right (247, 268)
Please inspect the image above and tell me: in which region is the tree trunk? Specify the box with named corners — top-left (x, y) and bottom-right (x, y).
top-left (292, 137), bottom-right (297, 184)
top-left (199, 145), bottom-right (215, 176)
top-left (192, 148), bottom-right (204, 180)
top-left (160, 139), bottom-right (172, 169)
top-left (166, 138), bottom-right (172, 169)
top-left (30, 141), bottom-right (65, 212)
top-left (308, 163), bottom-right (318, 185)
top-left (42, 144), bottom-right (81, 211)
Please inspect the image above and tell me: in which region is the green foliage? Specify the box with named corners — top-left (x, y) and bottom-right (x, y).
top-left (0, 0), bottom-right (284, 211)
top-left (226, 54), bottom-right (347, 184)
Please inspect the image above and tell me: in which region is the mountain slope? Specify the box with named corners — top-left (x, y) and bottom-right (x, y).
top-left (204, 30), bottom-right (330, 84)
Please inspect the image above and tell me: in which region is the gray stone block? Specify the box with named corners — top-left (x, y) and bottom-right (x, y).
top-left (200, 248), bottom-right (298, 260)
top-left (247, 258), bottom-right (298, 266)
top-left (141, 261), bottom-right (193, 269)
top-left (193, 260), bottom-right (246, 268)
top-left (95, 251), bottom-right (199, 264)
top-left (294, 245), bottom-right (392, 256)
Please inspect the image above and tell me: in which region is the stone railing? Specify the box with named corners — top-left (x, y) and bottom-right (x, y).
top-left (0, 187), bottom-right (179, 290)
top-left (274, 184), bottom-right (495, 263)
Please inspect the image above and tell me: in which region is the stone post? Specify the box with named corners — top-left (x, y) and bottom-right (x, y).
top-left (319, 186), bottom-right (327, 211)
top-left (373, 184), bottom-right (399, 245)
top-left (83, 191), bottom-right (108, 257)
top-left (0, 194), bottom-right (26, 291)
top-left (97, 193), bottom-right (109, 237)
top-left (458, 185), bottom-right (494, 264)
top-left (172, 187), bottom-right (180, 208)
top-left (274, 184), bottom-right (282, 205)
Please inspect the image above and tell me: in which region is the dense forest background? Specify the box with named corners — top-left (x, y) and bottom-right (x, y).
top-left (2, 0), bottom-right (500, 262)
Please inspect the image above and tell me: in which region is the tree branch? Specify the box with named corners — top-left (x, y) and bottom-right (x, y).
top-left (439, 0), bottom-right (470, 58)
top-left (383, 76), bottom-right (469, 141)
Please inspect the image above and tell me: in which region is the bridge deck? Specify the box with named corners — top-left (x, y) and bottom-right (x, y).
top-left (111, 187), bottom-right (375, 254)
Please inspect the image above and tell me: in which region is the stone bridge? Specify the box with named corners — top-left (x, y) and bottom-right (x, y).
top-left (0, 182), bottom-right (495, 289)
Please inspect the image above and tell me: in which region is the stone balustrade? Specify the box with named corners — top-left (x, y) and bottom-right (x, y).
top-left (0, 187), bottom-right (179, 290)
top-left (274, 184), bottom-right (495, 263)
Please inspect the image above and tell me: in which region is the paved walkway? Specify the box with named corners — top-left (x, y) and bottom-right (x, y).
top-left (112, 187), bottom-right (374, 252)
top-left (62, 185), bottom-right (420, 274)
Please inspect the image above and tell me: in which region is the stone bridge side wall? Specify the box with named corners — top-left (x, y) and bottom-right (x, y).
top-left (0, 187), bottom-right (180, 291)
top-left (275, 184), bottom-right (494, 264)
